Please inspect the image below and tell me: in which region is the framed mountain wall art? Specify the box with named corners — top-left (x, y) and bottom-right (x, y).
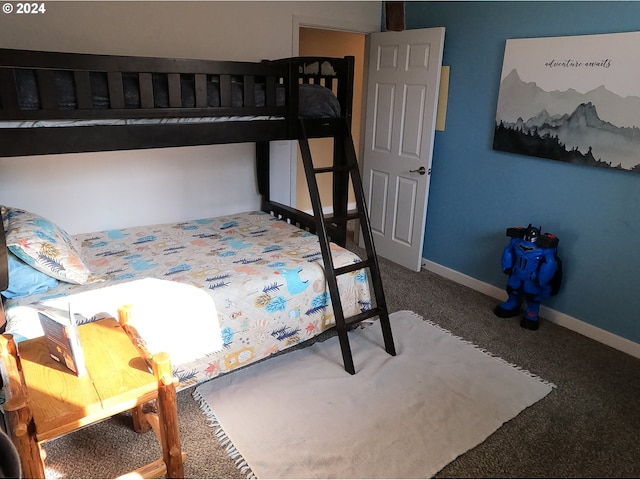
top-left (494, 31), bottom-right (640, 174)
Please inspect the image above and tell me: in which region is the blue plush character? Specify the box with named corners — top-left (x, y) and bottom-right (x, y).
top-left (494, 224), bottom-right (562, 330)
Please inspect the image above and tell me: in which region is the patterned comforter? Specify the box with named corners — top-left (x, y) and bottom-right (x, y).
top-left (3, 211), bottom-right (371, 389)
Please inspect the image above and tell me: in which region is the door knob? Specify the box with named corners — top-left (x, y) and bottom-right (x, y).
top-left (410, 166), bottom-right (427, 175)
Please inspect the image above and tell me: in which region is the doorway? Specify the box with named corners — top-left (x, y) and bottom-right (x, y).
top-left (297, 27), bottom-right (366, 227)
top-left (296, 25), bottom-right (445, 270)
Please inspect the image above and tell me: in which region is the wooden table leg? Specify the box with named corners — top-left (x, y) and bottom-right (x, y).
top-left (151, 352), bottom-right (184, 479)
top-left (132, 403), bottom-right (153, 434)
top-left (4, 394), bottom-right (45, 479)
top-left (1, 334), bottom-right (45, 479)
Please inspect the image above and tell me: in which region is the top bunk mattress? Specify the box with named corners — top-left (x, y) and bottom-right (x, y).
top-left (2, 210), bottom-right (371, 390)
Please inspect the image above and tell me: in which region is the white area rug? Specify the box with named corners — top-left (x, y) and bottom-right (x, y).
top-left (194, 310), bottom-right (554, 479)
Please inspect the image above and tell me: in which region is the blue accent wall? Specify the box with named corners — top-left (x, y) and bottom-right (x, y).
top-left (405, 2), bottom-right (640, 344)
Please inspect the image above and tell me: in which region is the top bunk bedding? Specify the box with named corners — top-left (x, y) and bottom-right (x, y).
top-left (0, 48), bottom-right (354, 156)
top-left (1, 209), bottom-right (371, 390)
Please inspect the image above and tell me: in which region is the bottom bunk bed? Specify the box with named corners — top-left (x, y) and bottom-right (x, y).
top-left (0, 206), bottom-right (371, 390)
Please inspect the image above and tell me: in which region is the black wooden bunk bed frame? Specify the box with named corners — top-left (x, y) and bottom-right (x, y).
top-left (0, 47), bottom-right (395, 375)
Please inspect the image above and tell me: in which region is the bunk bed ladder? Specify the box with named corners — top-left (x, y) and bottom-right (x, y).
top-left (298, 118), bottom-right (396, 375)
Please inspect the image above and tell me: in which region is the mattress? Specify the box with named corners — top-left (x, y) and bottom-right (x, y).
top-left (0, 116), bottom-right (283, 129)
top-left (3, 211), bottom-right (371, 390)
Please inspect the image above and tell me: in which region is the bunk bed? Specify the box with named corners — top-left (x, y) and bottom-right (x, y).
top-left (0, 47), bottom-right (395, 389)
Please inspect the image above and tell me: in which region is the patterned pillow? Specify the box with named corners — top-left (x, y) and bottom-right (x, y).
top-left (2, 206), bottom-right (94, 285)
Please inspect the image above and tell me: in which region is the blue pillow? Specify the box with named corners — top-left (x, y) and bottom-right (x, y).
top-left (2, 252), bottom-right (59, 299)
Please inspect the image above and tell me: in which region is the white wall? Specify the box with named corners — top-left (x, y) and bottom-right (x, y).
top-left (0, 1), bottom-right (381, 233)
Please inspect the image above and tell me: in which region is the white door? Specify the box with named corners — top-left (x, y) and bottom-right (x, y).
top-left (362, 28), bottom-right (445, 272)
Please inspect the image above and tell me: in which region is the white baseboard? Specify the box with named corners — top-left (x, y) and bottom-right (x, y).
top-left (422, 258), bottom-right (640, 360)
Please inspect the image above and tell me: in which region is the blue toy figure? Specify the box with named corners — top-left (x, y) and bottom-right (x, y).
top-left (494, 224), bottom-right (562, 330)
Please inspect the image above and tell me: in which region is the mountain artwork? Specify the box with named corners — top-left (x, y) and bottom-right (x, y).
top-left (494, 32), bottom-right (640, 174)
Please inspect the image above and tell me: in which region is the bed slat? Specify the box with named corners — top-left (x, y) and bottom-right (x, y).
top-left (74, 71), bottom-right (92, 109)
top-left (220, 75), bottom-right (231, 107)
top-left (243, 75), bottom-right (255, 107)
top-left (107, 72), bottom-right (125, 109)
top-left (325, 77), bottom-right (335, 91)
top-left (0, 69), bottom-right (20, 112)
top-left (194, 74), bottom-right (207, 108)
top-left (139, 73), bottom-right (154, 109)
top-left (168, 74), bottom-right (181, 108)
top-left (265, 76), bottom-right (276, 107)
top-left (35, 70), bottom-right (58, 110)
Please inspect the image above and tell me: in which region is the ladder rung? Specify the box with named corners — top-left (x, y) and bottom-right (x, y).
top-left (334, 259), bottom-right (372, 276)
top-left (324, 212), bottom-right (360, 225)
top-left (314, 165), bottom-right (351, 174)
top-left (344, 307), bottom-right (385, 328)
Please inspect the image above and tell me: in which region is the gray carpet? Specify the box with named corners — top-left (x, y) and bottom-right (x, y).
top-left (41, 242), bottom-right (640, 478)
